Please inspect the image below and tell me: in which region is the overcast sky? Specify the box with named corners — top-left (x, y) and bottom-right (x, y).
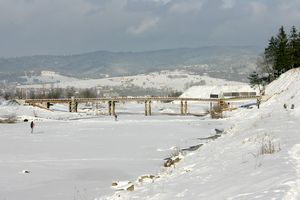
top-left (0, 0), bottom-right (299, 57)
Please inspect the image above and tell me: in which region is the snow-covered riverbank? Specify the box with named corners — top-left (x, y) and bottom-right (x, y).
top-left (99, 68), bottom-right (300, 200)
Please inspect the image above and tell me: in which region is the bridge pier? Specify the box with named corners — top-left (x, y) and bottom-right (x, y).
top-left (180, 101), bottom-right (188, 115)
top-left (112, 101), bottom-right (116, 115)
top-left (108, 101), bottom-right (116, 115)
top-left (144, 100), bottom-right (152, 116)
top-left (181, 101), bottom-right (184, 115)
top-left (69, 97), bottom-right (78, 112)
top-left (108, 101), bottom-right (111, 115)
top-left (148, 100), bottom-right (151, 116)
top-left (42, 102), bottom-right (51, 109)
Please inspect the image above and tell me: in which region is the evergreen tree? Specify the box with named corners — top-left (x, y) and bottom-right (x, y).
top-left (251, 25), bottom-right (300, 88)
top-left (288, 26), bottom-right (300, 68)
top-left (275, 26), bottom-right (291, 73)
top-left (264, 36), bottom-right (277, 71)
top-left (264, 26), bottom-right (292, 79)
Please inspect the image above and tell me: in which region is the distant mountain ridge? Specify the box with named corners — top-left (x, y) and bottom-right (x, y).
top-left (0, 46), bottom-right (261, 83)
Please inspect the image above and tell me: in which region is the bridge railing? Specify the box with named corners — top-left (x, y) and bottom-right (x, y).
top-left (24, 96), bottom-right (260, 104)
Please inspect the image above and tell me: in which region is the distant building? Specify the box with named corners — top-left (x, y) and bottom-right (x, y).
top-left (41, 71), bottom-right (57, 76)
top-left (181, 85), bottom-right (259, 99)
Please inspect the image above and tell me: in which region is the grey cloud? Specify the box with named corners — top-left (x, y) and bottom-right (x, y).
top-left (221, 0), bottom-right (236, 9)
top-left (0, 0), bottom-right (300, 57)
top-left (127, 17), bottom-right (160, 35)
top-left (167, 0), bottom-right (206, 14)
top-left (125, 0), bottom-right (165, 12)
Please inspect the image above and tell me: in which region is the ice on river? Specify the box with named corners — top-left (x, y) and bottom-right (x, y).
top-left (0, 104), bottom-right (227, 200)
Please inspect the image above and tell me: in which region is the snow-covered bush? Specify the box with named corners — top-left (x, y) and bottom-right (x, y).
top-left (244, 133), bottom-right (281, 157)
top-left (258, 134), bottom-right (281, 155)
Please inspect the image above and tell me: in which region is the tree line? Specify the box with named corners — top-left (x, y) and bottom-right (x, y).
top-left (1, 87), bottom-right (98, 100)
top-left (249, 26), bottom-right (300, 92)
top-left (1, 86), bottom-right (183, 100)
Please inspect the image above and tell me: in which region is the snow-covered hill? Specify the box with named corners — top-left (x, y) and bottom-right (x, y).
top-left (0, 46), bottom-right (259, 83)
top-left (99, 68), bottom-right (300, 199)
top-left (22, 71), bottom-right (79, 84)
top-left (263, 68), bottom-right (300, 110)
top-left (17, 70), bottom-right (243, 92)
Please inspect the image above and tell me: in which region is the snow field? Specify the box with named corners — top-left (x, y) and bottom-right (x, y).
top-left (0, 101), bottom-right (227, 200)
top-left (99, 68), bottom-right (300, 199)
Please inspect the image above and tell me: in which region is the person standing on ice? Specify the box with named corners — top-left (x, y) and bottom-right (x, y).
top-left (30, 121), bottom-right (35, 133)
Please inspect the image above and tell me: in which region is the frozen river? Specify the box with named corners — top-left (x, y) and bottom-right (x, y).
top-left (0, 114), bottom-right (227, 200)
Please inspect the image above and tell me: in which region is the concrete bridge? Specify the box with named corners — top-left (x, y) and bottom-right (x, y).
top-left (24, 96), bottom-right (260, 116)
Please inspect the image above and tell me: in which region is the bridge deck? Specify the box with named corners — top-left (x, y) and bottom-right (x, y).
top-left (24, 96), bottom-right (260, 104)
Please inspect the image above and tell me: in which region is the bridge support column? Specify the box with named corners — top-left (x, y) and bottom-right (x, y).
top-left (144, 101), bottom-right (148, 116)
top-left (144, 100), bottom-right (152, 116)
top-left (111, 101), bottom-right (116, 116)
top-left (184, 101), bottom-right (187, 115)
top-left (108, 101), bottom-right (112, 115)
top-left (69, 97), bottom-right (78, 112)
top-left (108, 101), bottom-right (116, 115)
top-left (148, 100), bottom-right (151, 116)
top-left (180, 101), bottom-right (184, 115)
top-left (42, 102), bottom-right (48, 109)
